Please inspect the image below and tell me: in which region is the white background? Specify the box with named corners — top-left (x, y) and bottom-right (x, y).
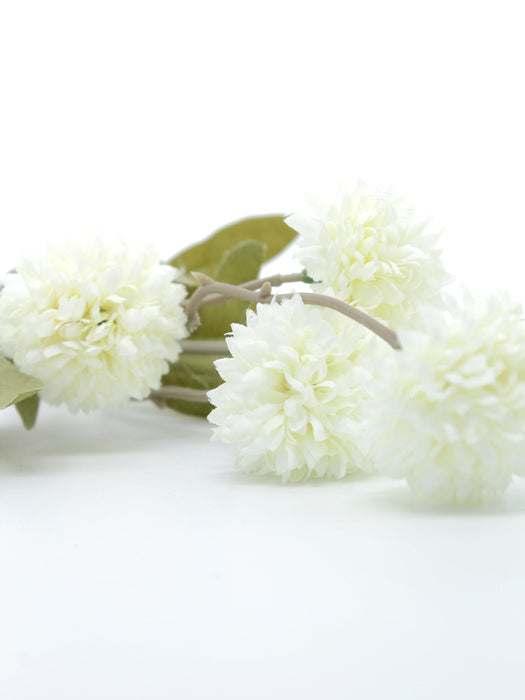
top-left (1, 1), bottom-right (525, 698)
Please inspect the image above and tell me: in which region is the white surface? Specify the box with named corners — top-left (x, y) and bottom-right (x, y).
top-left (1, 1), bottom-right (525, 698)
top-left (2, 402), bottom-right (525, 700)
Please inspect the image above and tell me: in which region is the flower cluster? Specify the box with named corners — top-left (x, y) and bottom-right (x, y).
top-left (0, 237), bottom-right (187, 412)
top-left (208, 296), bottom-right (374, 481)
top-left (2, 181), bottom-right (523, 506)
top-left (206, 183), bottom-right (525, 503)
top-left (286, 181), bottom-right (451, 327)
top-left (365, 294), bottom-right (525, 502)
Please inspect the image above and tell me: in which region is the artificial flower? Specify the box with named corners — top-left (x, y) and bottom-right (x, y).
top-left (286, 181), bottom-right (451, 327)
top-left (366, 293), bottom-right (525, 502)
top-left (207, 295), bottom-right (373, 480)
top-left (0, 237), bottom-right (187, 412)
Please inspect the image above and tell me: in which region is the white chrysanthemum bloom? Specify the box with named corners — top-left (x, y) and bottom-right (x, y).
top-left (286, 181), bottom-right (452, 327)
top-left (207, 295), bottom-right (374, 481)
top-left (0, 237), bottom-right (188, 412)
top-left (367, 293), bottom-right (525, 502)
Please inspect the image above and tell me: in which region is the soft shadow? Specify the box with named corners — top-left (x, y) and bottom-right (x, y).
top-left (0, 401), bottom-right (210, 475)
top-left (211, 465), bottom-right (374, 489)
top-left (366, 482), bottom-right (525, 517)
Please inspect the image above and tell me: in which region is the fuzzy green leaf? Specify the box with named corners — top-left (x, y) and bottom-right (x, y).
top-left (215, 239), bottom-right (267, 286)
top-left (161, 354), bottom-right (222, 417)
top-left (0, 357), bottom-right (44, 410)
top-left (191, 239), bottom-right (266, 339)
top-left (170, 214), bottom-right (296, 279)
top-left (15, 393), bottom-right (40, 430)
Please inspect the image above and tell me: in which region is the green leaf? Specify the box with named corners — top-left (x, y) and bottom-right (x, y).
top-left (191, 239), bottom-right (266, 339)
top-left (15, 393), bottom-right (40, 430)
top-left (170, 214), bottom-right (296, 279)
top-left (0, 357), bottom-right (44, 410)
top-left (215, 239), bottom-right (267, 285)
top-left (162, 354), bottom-right (222, 417)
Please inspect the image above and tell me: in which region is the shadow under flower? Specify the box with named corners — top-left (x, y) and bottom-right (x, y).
top-left (0, 400), bottom-right (211, 476)
top-left (210, 466), bottom-right (377, 489)
top-left (366, 480), bottom-right (525, 517)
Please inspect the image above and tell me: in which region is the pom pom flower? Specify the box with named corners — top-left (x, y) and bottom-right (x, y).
top-left (0, 237), bottom-right (188, 412)
top-left (286, 181), bottom-right (451, 327)
top-left (367, 293), bottom-right (525, 502)
top-left (207, 295), bottom-right (374, 481)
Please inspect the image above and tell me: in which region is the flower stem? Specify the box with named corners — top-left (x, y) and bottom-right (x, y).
top-left (239, 272), bottom-right (303, 290)
top-left (274, 292), bottom-right (401, 350)
top-left (185, 276), bottom-right (401, 350)
top-left (184, 277), bottom-right (273, 332)
top-left (179, 339), bottom-right (228, 355)
top-left (183, 272), bottom-right (303, 311)
top-left (149, 386), bottom-right (210, 403)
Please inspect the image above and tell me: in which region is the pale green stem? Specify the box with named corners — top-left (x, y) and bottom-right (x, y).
top-left (273, 292), bottom-right (402, 350)
top-left (184, 277), bottom-right (273, 332)
top-left (239, 272), bottom-right (303, 291)
top-left (184, 277), bottom-right (401, 351)
top-left (150, 386), bottom-right (210, 403)
top-left (182, 272), bottom-right (303, 311)
top-left (179, 339), bottom-right (228, 355)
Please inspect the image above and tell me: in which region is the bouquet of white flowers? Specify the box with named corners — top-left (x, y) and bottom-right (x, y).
top-left (2, 182), bottom-right (524, 504)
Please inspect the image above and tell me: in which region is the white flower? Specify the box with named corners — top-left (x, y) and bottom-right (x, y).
top-left (207, 295), bottom-right (374, 481)
top-left (0, 237), bottom-right (188, 412)
top-left (367, 293), bottom-right (525, 502)
top-left (286, 181), bottom-right (451, 327)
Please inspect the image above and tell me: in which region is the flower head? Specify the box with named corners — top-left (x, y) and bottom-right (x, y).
top-left (0, 237), bottom-right (187, 412)
top-left (207, 295), bottom-right (373, 481)
top-left (367, 293), bottom-right (525, 502)
top-left (286, 181), bottom-right (451, 327)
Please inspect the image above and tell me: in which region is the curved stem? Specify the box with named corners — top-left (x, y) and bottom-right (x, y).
top-left (183, 272), bottom-right (303, 311)
top-left (179, 339), bottom-right (228, 355)
top-left (184, 279), bottom-right (273, 332)
top-left (240, 272), bottom-right (303, 291)
top-left (185, 278), bottom-right (401, 350)
top-left (149, 386), bottom-right (210, 403)
top-left (273, 293), bottom-right (401, 350)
